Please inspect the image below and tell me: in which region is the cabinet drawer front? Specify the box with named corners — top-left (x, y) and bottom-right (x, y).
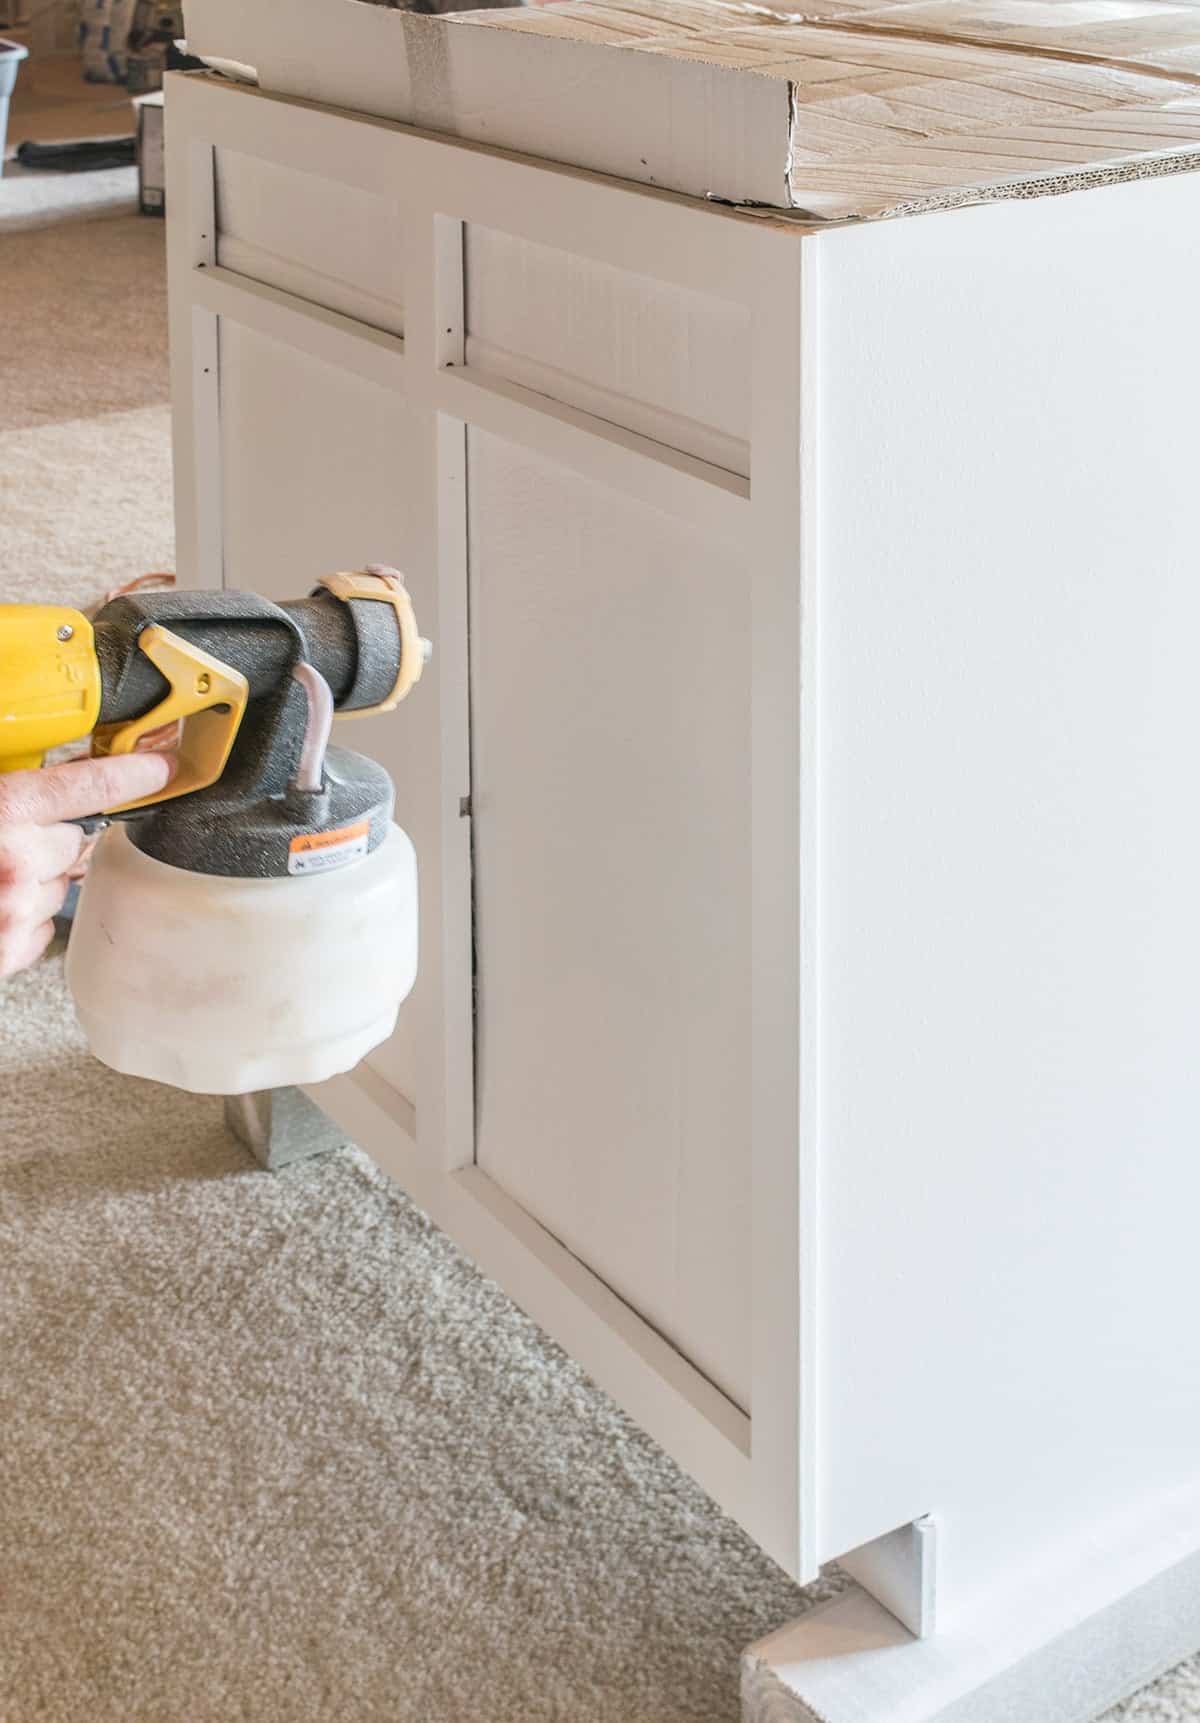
top-left (217, 322), bottom-right (421, 1109)
top-left (464, 224), bottom-right (751, 479)
top-left (215, 147), bottom-right (404, 336)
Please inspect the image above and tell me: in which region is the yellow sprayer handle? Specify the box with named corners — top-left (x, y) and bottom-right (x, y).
top-left (91, 625), bottom-right (249, 813)
top-left (0, 606), bottom-right (102, 773)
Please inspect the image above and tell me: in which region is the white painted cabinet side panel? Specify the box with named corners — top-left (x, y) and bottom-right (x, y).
top-left (469, 430), bottom-right (752, 1412)
top-left (814, 171), bottom-right (1200, 1610)
top-left (217, 321), bottom-right (421, 1107)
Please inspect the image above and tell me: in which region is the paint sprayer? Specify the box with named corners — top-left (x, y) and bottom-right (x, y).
top-left (0, 573), bottom-right (428, 1093)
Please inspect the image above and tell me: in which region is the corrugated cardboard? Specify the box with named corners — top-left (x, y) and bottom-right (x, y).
top-left (182, 0), bottom-right (1200, 219)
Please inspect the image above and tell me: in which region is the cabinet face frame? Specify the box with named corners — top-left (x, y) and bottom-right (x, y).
top-left (166, 71), bottom-right (820, 1581)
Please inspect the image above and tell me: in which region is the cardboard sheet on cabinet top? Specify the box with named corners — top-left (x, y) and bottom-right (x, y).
top-left (453, 0), bottom-right (1200, 217)
top-left (184, 0), bottom-right (1200, 219)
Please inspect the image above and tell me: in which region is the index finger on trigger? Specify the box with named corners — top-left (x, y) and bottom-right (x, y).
top-left (0, 753), bottom-right (178, 826)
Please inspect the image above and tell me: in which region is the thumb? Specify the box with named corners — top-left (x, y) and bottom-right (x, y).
top-left (0, 753), bottom-right (178, 826)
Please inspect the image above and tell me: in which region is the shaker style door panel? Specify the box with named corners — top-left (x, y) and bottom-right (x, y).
top-left (468, 429), bottom-right (752, 1412)
top-left (216, 321), bottom-right (423, 1113)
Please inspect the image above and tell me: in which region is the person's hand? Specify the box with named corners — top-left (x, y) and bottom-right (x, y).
top-left (0, 753), bottom-right (176, 979)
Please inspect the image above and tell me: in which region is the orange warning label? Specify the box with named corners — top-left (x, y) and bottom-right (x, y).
top-left (288, 820), bottom-right (370, 876)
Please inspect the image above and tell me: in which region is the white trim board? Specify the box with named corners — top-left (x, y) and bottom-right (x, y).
top-left (747, 1481), bottom-right (1200, 1722)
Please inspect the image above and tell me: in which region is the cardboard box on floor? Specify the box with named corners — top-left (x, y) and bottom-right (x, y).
top-left (181, 0), bottom-right (1200, 220)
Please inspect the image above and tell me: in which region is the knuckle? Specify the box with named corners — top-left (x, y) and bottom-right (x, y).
top-left (0, 846), bottom-right (35, 892)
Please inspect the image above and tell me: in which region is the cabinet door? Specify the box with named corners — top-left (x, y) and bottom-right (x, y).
top-left (469, 430), bottom-right (752, 1411)
top-left (215, 322), bottom-right (427, 1115)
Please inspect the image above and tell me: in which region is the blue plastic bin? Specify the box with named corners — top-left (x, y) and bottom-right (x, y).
top-left (0, 38), bottom-right (28, 179)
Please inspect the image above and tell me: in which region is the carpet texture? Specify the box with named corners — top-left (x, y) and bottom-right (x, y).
top-left (0, 215), bottom-right (169, 431)
top-left (0, 959), bottom-right (823, 1722)
top-left (0, 163), bottom-right (138, 233)
top-left (0, 163), bottom-right (1194, 1723)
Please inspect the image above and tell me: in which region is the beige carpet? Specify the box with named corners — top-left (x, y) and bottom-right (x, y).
top-left (0, 162), bottom-right (138, 230)
top-left (0, 958), bottom-right (824, 1722)
top-left (0, 181), bottom-right (1194, 1723)
top-left (2, 215), bottom-right (169, 431)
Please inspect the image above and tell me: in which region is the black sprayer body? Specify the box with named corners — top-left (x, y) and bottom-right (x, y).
top-left (90, 578), bottom-right (421, 878)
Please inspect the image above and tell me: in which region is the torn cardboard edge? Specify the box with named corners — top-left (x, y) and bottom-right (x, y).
top-left (781, 135), bottom-right (1200, 223)
top-left (181, 0), bottom-right (1200, 222)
